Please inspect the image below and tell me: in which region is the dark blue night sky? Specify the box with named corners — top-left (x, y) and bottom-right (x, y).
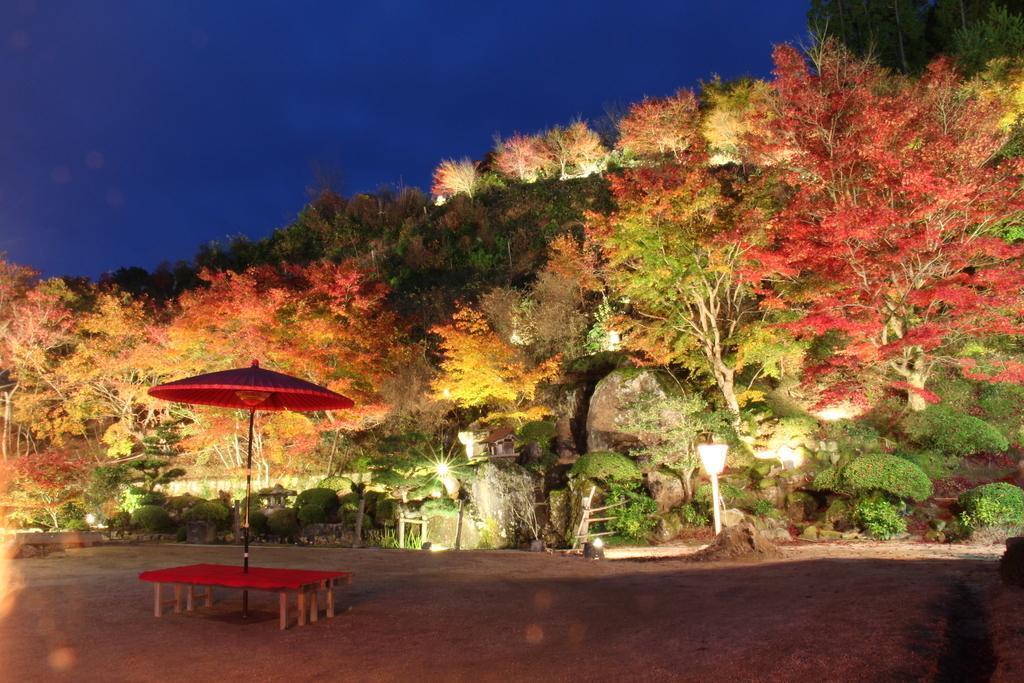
top-left (1, 1), bottom-right (809, 278)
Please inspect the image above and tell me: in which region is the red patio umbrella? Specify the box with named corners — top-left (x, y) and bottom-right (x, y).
top-left (148, 360), bottom-right (353, 616)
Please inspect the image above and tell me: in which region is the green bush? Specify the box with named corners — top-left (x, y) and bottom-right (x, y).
top-left (812, 466), bottom-right (843, 492)
top-left (896, 449), bottom-right (957, 479)
top-left (842, 455), bottom-right (933, 502)
top-left (183, 500), bottom-right (230, 528)
top-left (338, 492), bottom-right (360, 514)
top-left (420, 498), bottom-right (460, 518)
top-left (317, 476), bottom-right (353, 493)
top-left (854, 498), bottom-right (906, 540)
top-left (606, 483), bottom-right (657, 541)
top-left (978, 383), bottom-right (1024, 444)
top-left (138, 491), bottom-right (167, 506)
top-left (248, 510), bottom-right (268, 537)
top-left (958, 483), bottom-right (1024, 530)
top-left (678, 503), bottom-right (709, 527)
top-left (64, 519), bottom-right (90, 532)
top-left (570, 451), bottom-right (642, 483)
top-left (905, 405), bottom-right (1008, 457)
top-left (295, 488), bottom-right (339, 517)
top-left (165, 494), bottom-right (203, 513)
top-left (751, 499), bottom-right (775, 517)
top-left (297, 504), bottom-right (328, 526)
top-left (175, 526), bottom-right (187, 542)
top-left (131, 505), bottom-right (172, 532)
top-left (814, 455), bottom-right (932, 502)
top-left (267, 509), bottom-right (300, 539)
top-left (374, 499), bottom-right (399, 525)
top-left (516, 420), bottom-right (557, 447)
top-left (109, 510), bottom-right (132, 531)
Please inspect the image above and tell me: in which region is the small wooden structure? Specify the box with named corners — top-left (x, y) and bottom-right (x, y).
top-left (398, 516), bottom-right (428, 548)
top-left (573, 486), bottom-right (623, 549)
top-left (481, 428), bottom-right (517, 460)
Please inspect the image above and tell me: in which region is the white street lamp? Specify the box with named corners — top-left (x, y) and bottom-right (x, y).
top-left (697, 441), bottom-right (729, 535)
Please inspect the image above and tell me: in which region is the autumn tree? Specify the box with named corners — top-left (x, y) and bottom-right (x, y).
top-left (546, 122), bottom-right (608, 179)
top-left (0, 263), bottom-right (77, 460)
top-left (590, 141), bottom-right (778, 415)
top-left (754, 43), bottom-right (1024, 411)
top-left (431, 158), bottom-right (481, 198)
top-left (156, 261), bottom-right (402, 480)
top-left (1, 450), bottom-right (89, 529)
top-left (493, 134), bottom-right (557, 182)
top-left (431, 305), bottom-right (560, 423)
top-left (616, 90), bottom-right (702, 161)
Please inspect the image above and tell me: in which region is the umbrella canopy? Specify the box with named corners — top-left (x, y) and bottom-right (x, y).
top-left (147, 359), bottom-right (353, 618)
top-left (148, 360), bottom-right (354, 412)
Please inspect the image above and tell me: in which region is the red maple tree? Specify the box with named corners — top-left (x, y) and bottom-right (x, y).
top-left (753, 43), bottom-right (1024, 410)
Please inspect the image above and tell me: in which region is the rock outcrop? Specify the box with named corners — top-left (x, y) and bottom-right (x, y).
top-left (586, 369), bottom-right (670, 452)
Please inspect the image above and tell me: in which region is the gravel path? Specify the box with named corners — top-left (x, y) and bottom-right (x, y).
top-left (0, 542), bottom-right (1016, 682)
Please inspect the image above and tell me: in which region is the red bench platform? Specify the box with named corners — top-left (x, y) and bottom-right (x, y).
top-left (139, 563), bottom-right (353, 630)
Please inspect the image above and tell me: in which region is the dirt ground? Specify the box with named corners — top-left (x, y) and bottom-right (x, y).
top-left (0, 540), bottom-right (1020, 682)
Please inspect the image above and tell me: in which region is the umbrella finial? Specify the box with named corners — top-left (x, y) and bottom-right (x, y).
top-left (251, 359), bottom-right (260, 368)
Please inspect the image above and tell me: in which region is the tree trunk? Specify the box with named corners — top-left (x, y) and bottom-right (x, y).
top-left (906, 371), bottom-right (928, 412)
top-left (353, 494), bottom-right (366, 547)
top-left (1, 389), bottom-right (11, 462)
top-left (893, 0), bottom-right (909, 72)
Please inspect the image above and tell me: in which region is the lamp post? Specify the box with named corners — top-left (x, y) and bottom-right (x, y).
top-left (697, 441), bottom-right (729, 535)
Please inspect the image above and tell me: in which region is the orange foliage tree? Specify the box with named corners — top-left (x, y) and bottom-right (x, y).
top-left (617, 90), bottom-right (702, 161)
top-left (431, 306), bottom-right (560, 424)
top-left (493, 134), bottom-right (557, 182)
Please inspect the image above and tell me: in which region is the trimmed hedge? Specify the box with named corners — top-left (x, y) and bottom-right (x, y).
top-left (248, 510), bottom-right (268, 537)
top-left (131, 505), bottom-right (172, 532)
top-left (813, 455), bottom-right (932, 502)
top-left (843, 455), bottom-right (933, 502)
top-left (267, 509), bottom-right (300, 539)
top-left (295, 488), bottom-right (340, 516)
top-left (958, 483), bottom-right (1024, 529)
top-left (570, 451), bottom-right (642, 482)
top-left (183, 500), bottom-right (230, 528)
top-left (905, 405), bottom-right (1008, 457)
top-left (297, 504), bottom-right (328, 526)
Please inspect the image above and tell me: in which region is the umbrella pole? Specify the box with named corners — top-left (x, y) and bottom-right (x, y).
top-left (242, 408), bottom-right (254, 618)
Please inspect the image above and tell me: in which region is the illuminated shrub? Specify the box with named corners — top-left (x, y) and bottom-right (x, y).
top-left (905, 405), bottom-right (1008, 457)
top-left (570, 451), bottom-right (642, 483)
top-left (183, 500), bottom-right (230, 529)
top-left (248, 510), bottom-right (268, 537)
top-left (958, 483), bottom-right (1024, 530)
top-left (813, 455), bottom-right (932, 502)
top-left (295, 488), bottom-right (339, 518)
top-left (842, 455), bottom-right (933, 502)
top-left (131, 505), bottom-right (172, 532)
top-left (853, 498), bottom-right (906, 540)
top-left (267, 509), bottom-right (300, 539)
top-left (606, 483), bottom-right (657, 541)
top-left (317, 476), bottom-right (352, 493)
top-left (297, 504), bottom-right (328, 527)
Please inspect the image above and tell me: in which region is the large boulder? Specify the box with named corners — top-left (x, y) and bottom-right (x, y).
top-left (469, 462), bottom-right (537, 548)
top-left (646, 469), bottom-right (686, 513)
top-left (586, 369), bottom-right (670, 452)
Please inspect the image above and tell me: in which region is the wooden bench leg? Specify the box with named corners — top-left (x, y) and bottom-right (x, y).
top-left (279, 592), bottom-right (288, 630)
top-left (173, 585), bottom-right (182, 614)
top-left (309, 585), bottom-right (318, 623)
top-left (297, 589), bottom-right (306, 627)
top-left (186, 585), bottom-right (195, 612)
top-left (154, 583), bottom-right (162, 617)
top-left (205, 586), bottom-right (214, 607)
top-left (326, 579), bottom-right (335, 618)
